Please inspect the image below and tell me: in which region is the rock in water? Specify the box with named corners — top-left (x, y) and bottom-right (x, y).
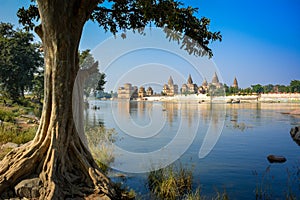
top-left (267, 155), bottom-right (287, 163)
top-left (290, 126), bottom-right (300, 145)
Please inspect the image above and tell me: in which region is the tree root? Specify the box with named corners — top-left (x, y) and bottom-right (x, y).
top-left (0, 136), bottom-right (120, 199)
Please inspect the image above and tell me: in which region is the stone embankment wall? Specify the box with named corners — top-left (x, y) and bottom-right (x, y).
top-left (139, 93), bottom-right (300, 103)
top-left (260, 93), bottom-right (300, 102)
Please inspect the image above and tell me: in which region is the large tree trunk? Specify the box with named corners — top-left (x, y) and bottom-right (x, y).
top-left (0, 0), bottom-right (118, 199)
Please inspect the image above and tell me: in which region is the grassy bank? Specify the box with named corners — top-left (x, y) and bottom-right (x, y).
top-left (0, 99), bottom-right (39, 159)
top-left (147, 163), bottom-right (229, 200)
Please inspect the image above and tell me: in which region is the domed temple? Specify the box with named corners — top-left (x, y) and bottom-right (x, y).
top-left (232, 77), bottom-right (238, 88)
top-left (162, 76), bottom-right (178, 96)
top-left (117, 72), bottom-right (234, 99)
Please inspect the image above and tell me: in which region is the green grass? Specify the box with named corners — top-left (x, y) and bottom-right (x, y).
top-left (184, 188), bottom-right (229, 200)
top-left (0, 109), bottom-right (16, 123)
top-left (0, 125), bottom-right (36, 145)
top-left (147, 163), bottom-right (230, 200)
top-left (86, 125), bottom-right (117, 174)
top-left (147, 164), bottom-right (193, 200)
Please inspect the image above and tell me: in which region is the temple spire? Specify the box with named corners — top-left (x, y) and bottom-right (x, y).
top-left (187, 74), bottom-right (193, 84)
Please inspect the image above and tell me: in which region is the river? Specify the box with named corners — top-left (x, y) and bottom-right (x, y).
top-left (84, 101), bottom-right (300, 199)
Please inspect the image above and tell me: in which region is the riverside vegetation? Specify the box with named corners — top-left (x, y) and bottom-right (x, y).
top-left (0, 98), bottom-right (40, 160)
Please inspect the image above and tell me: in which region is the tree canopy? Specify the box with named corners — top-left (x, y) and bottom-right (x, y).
top-left (0, 22), bottom-right (43, 102)
top-left (79, 49), bottom-right (107, 97)
top-left (17, 0), bottom-right (222, 57)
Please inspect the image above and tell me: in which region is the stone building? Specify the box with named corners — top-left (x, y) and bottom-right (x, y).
top-left (138, 86), bottom-right (146, 98)
top-left (146, 86), bottom-right (154, 96)
top-left (210, 72), bottom-right (222, 88)
top-left (197, 79), bottom-right (208, 94)
top-left (232, 77), bottom-right (238, 88)
top-left (181, 74), bottom-right (198, 94)
top-left (162, 76), bottom-right (178, 96)
top-left (118, 83), bottom-right (138, 99)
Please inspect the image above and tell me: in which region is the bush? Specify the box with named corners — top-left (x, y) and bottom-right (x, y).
top-left (85, 126), bottom-right (117, 174)
top-left (0, 125), bottom-right (36, 145)
top-left (0, 109), bottom-right (15, 123)
top-left (148, 164), bottom-right (193, 200)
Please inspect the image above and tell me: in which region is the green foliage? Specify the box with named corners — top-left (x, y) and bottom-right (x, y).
top-left (0, 125), bottom-right (36, 145)
top-left (0, 109), bottom-right (15, 123)
top-left (79, 50), bottom-right (107, 97)
top-left (17, 1), bottom-right (222, 58)
top-left (96, 73), bottom-right (107, 92)
top-left (0, 22), bottom-right (43, 102)
top-left (263, 84), bottom-right (274, 93)
top-left (147, 164), bottom-right (193, 200)
top-left (31, 68), bottom-right (44, 101)
top-left (184, 188), bottom-right (229, 200)
top-left (251, 84), bottom-right (264, 94)
top-left (290, 80), bottom-right (300, 93)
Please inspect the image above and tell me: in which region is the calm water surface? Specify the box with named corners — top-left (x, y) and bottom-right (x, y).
top-left (85, 101), bottom-right (300, 199)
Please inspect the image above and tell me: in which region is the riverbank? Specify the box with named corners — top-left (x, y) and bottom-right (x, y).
top-left (131, 93), bottom-right (300, 103)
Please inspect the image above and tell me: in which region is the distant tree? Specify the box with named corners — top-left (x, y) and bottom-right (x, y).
top-left (79, 50), bottom-right (107, 98)
top-left (96, 73), bottom-right (107, 92)
top-left (0, 1), bottom-right (221, 198)
top-left (263, 84), bottom-right (274, 93)
top-left (251, 84), bottom-right (264, 94)
top-left (275, 84), bottom-right (290, 93)
top-left (229, 86), bottom-right (239, 95)
top-left (244, 87), bottom-right (253, 95)
top-left (31, 67), bottom-right (44, 101)
top-left (0, 22), bottom-right (43, 102)
top-left (290, 80), bottom-right (300, 93)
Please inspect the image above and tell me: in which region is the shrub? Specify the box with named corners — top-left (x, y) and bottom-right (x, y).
top-left (147, 164), bottom-right (193, 200)
top-left (85, 126), bottom-right (117, 174)
top-left (0, 109), bottom-right (15, 123)
top-left (0, 125), bottom-right (36, 145)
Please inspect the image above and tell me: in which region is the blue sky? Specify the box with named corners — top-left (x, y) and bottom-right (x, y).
top-left (1, 0), bottom-right (300, 90)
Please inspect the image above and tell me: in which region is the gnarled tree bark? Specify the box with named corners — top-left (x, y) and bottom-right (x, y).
top-left (0, 0), bottom-right (118, 198)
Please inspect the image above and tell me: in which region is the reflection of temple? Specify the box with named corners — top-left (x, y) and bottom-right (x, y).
top-left (162, 102), bottom-right (179, 124)
top-left (162, 76), bottom-right (178, 96)
top-left (118, 83), bottom-right (138, 99)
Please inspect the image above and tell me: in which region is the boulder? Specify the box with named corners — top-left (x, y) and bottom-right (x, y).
top-left (1, 142), bottom-right (19, 149)
top-left (267, 155), bottom-right (287, 163)
top-left (290, 126), bottom-right (300, 145)
top-left (15, 178), bottom-right (41, 198)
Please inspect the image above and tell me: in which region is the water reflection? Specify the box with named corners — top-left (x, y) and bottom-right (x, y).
top-left (83, 101), bottom-right (300, 198)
